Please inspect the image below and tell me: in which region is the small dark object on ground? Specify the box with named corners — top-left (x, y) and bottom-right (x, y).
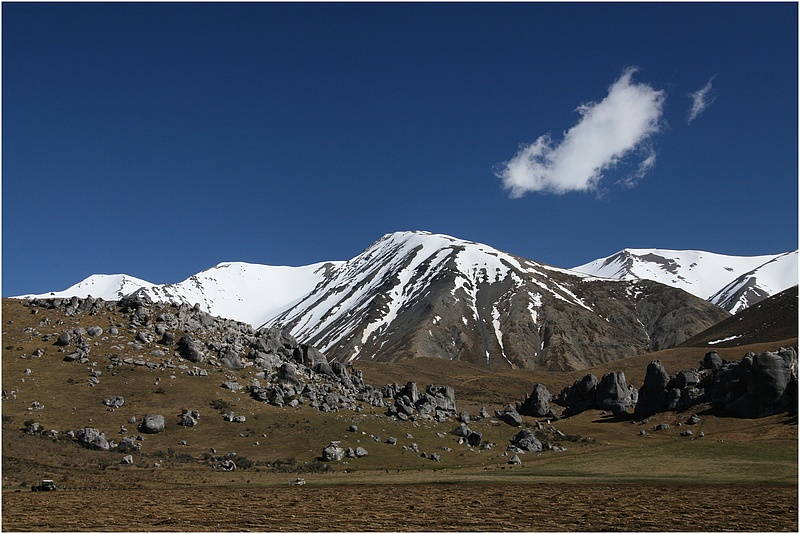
top-left (31, 479), bottom-right (57, 492)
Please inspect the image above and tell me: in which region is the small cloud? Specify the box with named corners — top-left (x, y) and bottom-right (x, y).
top-left (495, 68), bottom-right (665, 197)
top-left (617, 146), bottom-right (657, 189)
top-left (688, 76), bottom-right (716, 123)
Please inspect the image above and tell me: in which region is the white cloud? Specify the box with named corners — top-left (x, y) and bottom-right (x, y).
top-left (496, 68), bottom-right (665, 197)
top-left (688, 76), bottom-right (716, 123)
top-left (616, 146), bottom-right (657, 189)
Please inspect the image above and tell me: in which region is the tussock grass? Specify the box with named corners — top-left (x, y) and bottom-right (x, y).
top-left (1, 298), bottom-right (796, 492)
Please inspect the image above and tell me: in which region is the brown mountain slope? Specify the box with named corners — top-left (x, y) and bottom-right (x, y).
top-left (678, 285), bottom-right (798, 348)
top-left (271, 232), bottom-right (731, 371)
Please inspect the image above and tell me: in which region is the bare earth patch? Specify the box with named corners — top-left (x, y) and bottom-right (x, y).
top-left (3, 483), bottom-right (797, 531)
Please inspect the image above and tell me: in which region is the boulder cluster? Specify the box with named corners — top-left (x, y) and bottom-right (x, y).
top-left (521, 347), bottom-right (797, 420)
top-left (635, 348), bottom-right (798, 418)
top-left (384, 382), bottom-right (457, 422)
top-left (18, 295), bottom-right (463, 459)
top-left (15, 293), bottom-right (796, 478)
top-left (22, 295), bottom-right (397, 415)
top-left (321, 441), bottom-right (369, 461)
top-left (554, 372), bottom-right (639, 417)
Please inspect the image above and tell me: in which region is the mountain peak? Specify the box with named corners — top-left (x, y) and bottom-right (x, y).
top-left (268, 234), bottom-right (727, 370)
top-left (573, 247), bottom-right (795, 308)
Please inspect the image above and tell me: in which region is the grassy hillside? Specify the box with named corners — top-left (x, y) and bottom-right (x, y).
top-left (2, 297), bottom-right (796, 493)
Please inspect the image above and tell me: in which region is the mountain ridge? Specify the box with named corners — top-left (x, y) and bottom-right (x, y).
top-left (571, 247), bottom-right (797, 312)
top-left (263, 231), bottom-right (728, 370)
top-left (17, 231), bottom-right (796, 318)
top-left (13, 230), bottom-right (794, 371)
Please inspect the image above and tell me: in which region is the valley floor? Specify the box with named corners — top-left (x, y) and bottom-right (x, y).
top-left (2, 482), bottom-right (797, 531)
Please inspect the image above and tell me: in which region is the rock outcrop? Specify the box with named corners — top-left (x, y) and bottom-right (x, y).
top-left (517, 383), bottom-right (557, 418)
top-left (555, 371), bottom-right (637, 416)
top-left (384, 382), bottom-right (457, 422)
top-left (25, 294), bottom-right (394, 417)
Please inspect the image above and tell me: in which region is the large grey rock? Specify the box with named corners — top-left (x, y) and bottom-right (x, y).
top-left (454, 424), bottom-right (472, 438)
top-left (256, 327), bottom-right (299, 359)
top-left (219, 347), bottom-right (244, 370)
top-left (518, 383), bottom-right (556, 418)
top-left (675, 369), bottom-right (701, 390)
top-left (87, 326), bottom-right (103, 337)
top-left (723, 349), bottom-right (797, 418)
top-left (331, 362), bottom-right (353, 387)
top-left (296, 344), bottom-right (326, 367)
top-left (55, 331), bottom-right (71, 346)
top-left (278, 363), bottom-right (300, 387)
top-left (322, 441), bottom-right (345, 461)
top-left (466, 431), bottom-right (482, 447)
top-left (76, 427), bottom-right (110, 450)
top-left (635, 360), bottom-right (671, 416)
top-left (666, 387), bottom-right (682, 411)
top-left (556, 374), bottom-right (598, 416)
top-left (425, 385), bottom-right (456, 413)
top-left (139, 414), bottom-right (165, 434)
top-left (595, 372), bottom-right (637, 415)
top-left (509, 429), bottom-right (543, 452)
top-left (400, 382), bottom-right (421, 404)
top-left (701, 350), bottom-right (724, 370)
top-left (394, 395), bottom-right (415, 417)
top-left (178, 410), bottom-right (200, 427)
top-left (495, 405), bottom-right (522, 427)
top-left (177, 335), bottom-right (206, 363)
top-left (313, 361), bottom-right (337, 379)
top-left (159, 331), bottom-right (176, 345)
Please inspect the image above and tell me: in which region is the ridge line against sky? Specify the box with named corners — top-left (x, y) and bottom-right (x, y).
top-left (2, 2), bottom-right (797, 296)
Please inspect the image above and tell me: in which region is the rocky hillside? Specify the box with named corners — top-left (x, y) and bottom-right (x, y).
top-left (269, 232), bottom-right (729, 371)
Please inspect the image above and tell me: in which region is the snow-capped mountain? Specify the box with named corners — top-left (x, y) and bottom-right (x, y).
top-left (266, 231), bottom-right (727, 370)
top-left (16, 230), bottom-right (793, 370)
top-left (18, 261), bottom-right (343, 327)
top-left (572, 248), bottom-right (797, 313)
top-left (708, 251), bottom-right (798, 313)
top-left (23, 273), bottom-right (157, 301)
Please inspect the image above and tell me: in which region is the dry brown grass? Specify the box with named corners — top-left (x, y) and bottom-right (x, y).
top-left (2, 298), bottom-right (797, 531)
top-left (2, 484), bottom-right (797, 531)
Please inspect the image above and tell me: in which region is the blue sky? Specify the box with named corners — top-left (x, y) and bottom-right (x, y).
top-left (3, 2), bottom-right (797, 296)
